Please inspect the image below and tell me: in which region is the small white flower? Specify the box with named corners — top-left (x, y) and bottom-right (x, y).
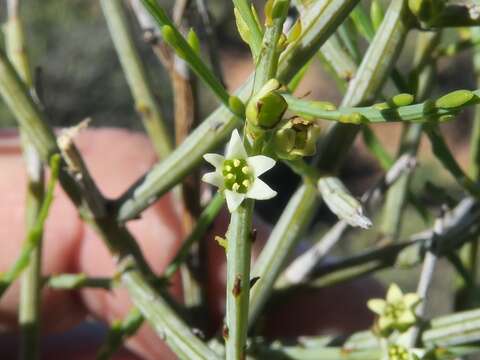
top-left (202, 129), bottom-right (277, 212)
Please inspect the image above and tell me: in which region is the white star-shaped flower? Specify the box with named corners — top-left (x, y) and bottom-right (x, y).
top-left (202, 129), bottom-right (277, 212)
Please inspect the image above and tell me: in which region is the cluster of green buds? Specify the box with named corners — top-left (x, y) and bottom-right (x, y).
top-left (407, 0), bottom-right (445, 26)
top-left (368, 283), bottom-right (421, 336)
top-left (273, 117), bottom-right (321, 160)
top-left (246, 79), bottom-right (288, 132)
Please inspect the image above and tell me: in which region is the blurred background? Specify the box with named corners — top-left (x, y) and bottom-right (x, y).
top-left (0, 0), bottom-right (478, 348)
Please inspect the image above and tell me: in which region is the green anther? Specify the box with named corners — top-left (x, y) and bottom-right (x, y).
top-left (391, 93), bottom-right (414, 107)
top-left (435, 89), bottom-right (475, 109)
top-left (222, 158), bottom-right (252, 193)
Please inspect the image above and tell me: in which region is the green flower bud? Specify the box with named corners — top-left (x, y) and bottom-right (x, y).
top-left (187, 28), bottom-right (201, 56)
top-left (273, 117), bottom-right (320, 159)
top-left (435, 89), bottom-right (475, 109)
top-left (390, 93), bottom-right (415, 107)
top-left (246, 79), bottom-right (288, 129)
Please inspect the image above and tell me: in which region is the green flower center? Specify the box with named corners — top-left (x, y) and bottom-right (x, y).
top-left (385, 302), bottom-right (405, 320)
top-left (222, 158), bottom-right (252, 193)
top-left (388, 345), bottom-right (410, 360)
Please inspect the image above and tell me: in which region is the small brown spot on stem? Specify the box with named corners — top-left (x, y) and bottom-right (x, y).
top-left (222, 325), bottom-right (229, 340)
top-left (250, 228), bottom-right (257, 243)
top-left (232, 276), bottom-right (242, 297)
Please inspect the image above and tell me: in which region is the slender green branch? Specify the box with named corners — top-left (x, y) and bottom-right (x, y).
top-left (225, 200), bottom-right (254, 360)
top-left (283, 90), bottom-right (480, 124)
top-left (4, 2), bottom-right (44, 358)
top-left (100, 0), bottom-right (172, 158)
top-left (0, 155), bottom-right (60, 298)
top-left (252, 0), bottom-right (289, 91)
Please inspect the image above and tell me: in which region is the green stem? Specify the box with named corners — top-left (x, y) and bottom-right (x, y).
top-left (4, 3), bottom-right (44, 358)
top-left (19, 139), bottom-right (44, 360)
top-left (252, 0), bottom-right (289, 92)
top-left (100, 0), bottom-right (172, 158)
top-left (225, 200), bottom-right (254, 360)
top-left (0, 155), bottom-right (60, 298)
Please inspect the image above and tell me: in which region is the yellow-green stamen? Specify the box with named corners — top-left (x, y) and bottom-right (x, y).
top-left (222, 158), bottom-right (252, 193)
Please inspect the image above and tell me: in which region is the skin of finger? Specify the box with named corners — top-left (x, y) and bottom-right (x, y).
top-left (0, 131), bottom-right (85, 333)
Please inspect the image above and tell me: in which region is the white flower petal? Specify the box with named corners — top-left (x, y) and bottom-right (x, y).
top-left (247, 155), bottom-right (276, 177)
top-left (226, 129), bottom-right (247, 159)
top-left (225, 190), bottom-right (246, 212)
top-left (203, 153), bottom-right (225, 168)
top-left (247, 178), bottom-right (277, 200)
top-left (202, 172), bottom-right (223, 188)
